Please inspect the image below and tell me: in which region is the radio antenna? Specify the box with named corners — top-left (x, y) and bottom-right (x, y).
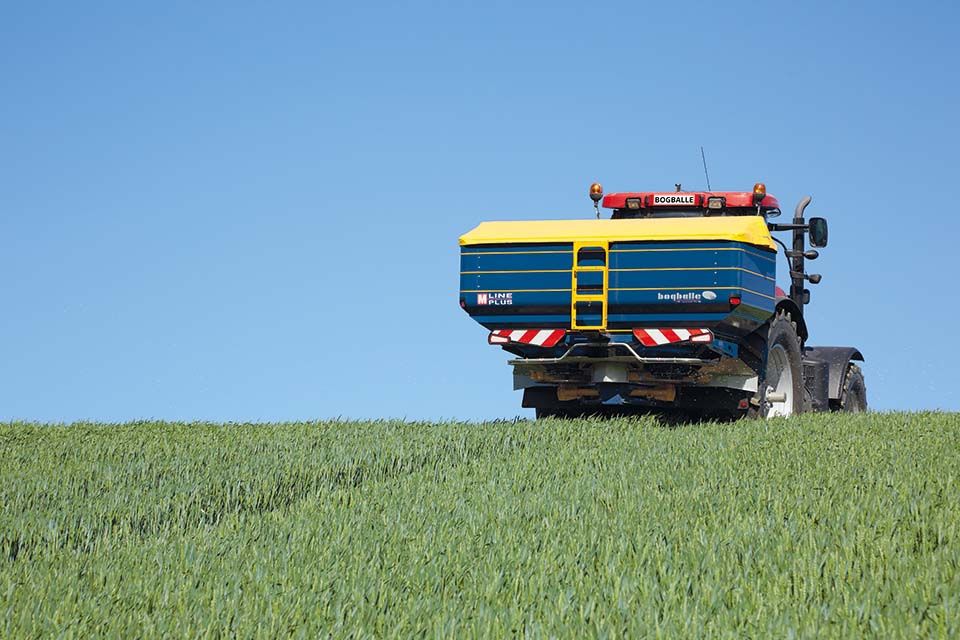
top-left (700, 146), bottom-right (712, 191)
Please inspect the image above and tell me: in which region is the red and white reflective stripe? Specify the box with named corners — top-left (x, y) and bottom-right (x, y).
top-left (488, 329), bottom-right (566, 347)
top-left (632, 328), bottom-right (713, 347)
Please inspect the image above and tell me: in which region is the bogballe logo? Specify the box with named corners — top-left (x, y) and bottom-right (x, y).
top-left (657, 290), bottom-right (718, 303)
top-left (653, 194), bottom-right (696, 205)
top-left (658, 292), bottom-right (702, 302)
top-left (477, 292), bottom-right (513, 306)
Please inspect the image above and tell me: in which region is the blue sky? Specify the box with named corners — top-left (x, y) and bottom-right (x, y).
top-left (2, 1), bottom-right (958, 421)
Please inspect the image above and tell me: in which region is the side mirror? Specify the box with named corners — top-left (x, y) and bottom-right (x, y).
top-left (808, 217), bottom-right (828, 248)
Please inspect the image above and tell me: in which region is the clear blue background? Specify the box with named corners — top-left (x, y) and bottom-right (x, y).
top-left (3, 1), bottom-right (958, 422)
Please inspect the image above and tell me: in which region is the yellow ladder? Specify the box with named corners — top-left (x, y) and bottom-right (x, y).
top-left (571, 241), bottom-right (608, 330)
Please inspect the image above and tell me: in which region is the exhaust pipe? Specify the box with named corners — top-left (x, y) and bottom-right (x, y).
top-left (790, 196), bottom-right (812, 313)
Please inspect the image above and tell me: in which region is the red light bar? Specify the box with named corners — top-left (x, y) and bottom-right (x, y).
top-left (602, 191), bottom-right (779, 210)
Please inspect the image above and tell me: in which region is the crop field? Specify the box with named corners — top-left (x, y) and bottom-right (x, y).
top-left (1, 413), bottom-right (959, 638)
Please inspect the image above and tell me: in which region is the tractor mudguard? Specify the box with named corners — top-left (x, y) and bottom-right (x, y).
top-left (803, 346), bottom-right (864, 401)
top-left (775, 298), bottom-right (808, 342)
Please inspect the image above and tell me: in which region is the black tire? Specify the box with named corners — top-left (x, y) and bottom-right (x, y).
top-left (838, 364), bottom-right (868, 412)
top-left (759, 310), bottom-right (805, 418)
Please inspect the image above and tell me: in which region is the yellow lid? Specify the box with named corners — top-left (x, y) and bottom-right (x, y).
top-left (459, 216), bottom-right (776, 251)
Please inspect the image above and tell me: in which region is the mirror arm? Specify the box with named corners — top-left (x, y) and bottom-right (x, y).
top-left (768, 222), bottom-right (809, 232)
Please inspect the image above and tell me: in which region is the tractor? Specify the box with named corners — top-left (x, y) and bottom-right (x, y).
top-left (458, 182), bottom-right (865, 419)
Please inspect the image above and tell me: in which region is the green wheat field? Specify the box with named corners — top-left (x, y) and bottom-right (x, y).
top-left (2, 413), bottom-right (958, 638)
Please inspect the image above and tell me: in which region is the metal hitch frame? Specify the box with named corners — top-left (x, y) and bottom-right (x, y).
top-left (508, 342), bottom-right (713, 367)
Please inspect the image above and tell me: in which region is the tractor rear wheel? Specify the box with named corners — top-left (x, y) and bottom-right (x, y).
top-left (837, 364), bottom-right (868, 412)
top-left (760, 310), bottom-right (805, 418)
